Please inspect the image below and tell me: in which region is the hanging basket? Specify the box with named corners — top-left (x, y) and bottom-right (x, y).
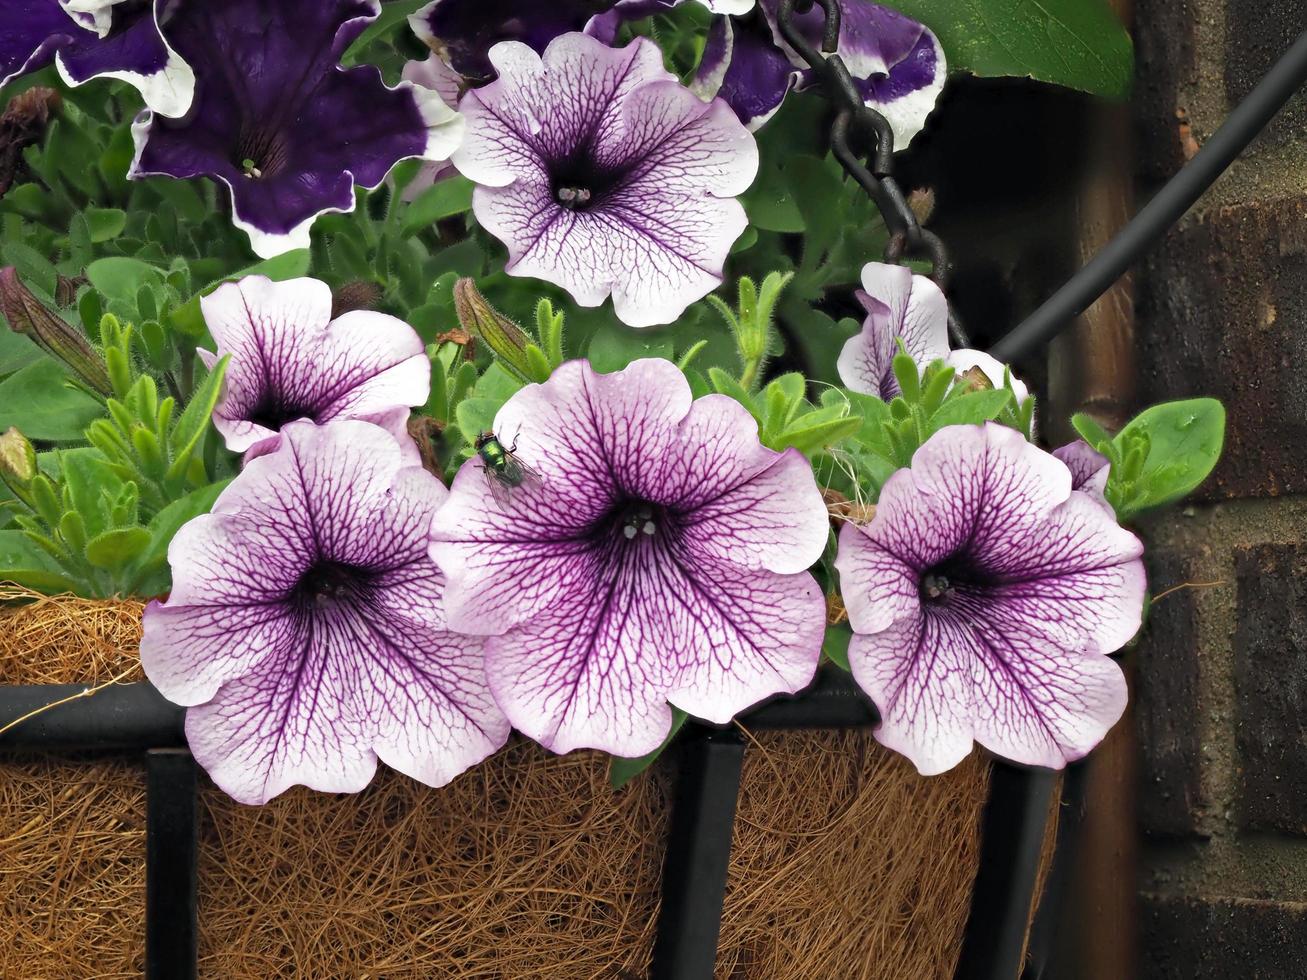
top-left (0, 588), bottom-right (1057, 979)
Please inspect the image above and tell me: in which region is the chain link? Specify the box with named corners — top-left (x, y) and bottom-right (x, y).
top-left (776, 0), bottom-right (969, 346)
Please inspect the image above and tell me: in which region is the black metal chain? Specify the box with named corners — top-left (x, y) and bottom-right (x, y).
top-left (776, 0), bottom-right (969, 347)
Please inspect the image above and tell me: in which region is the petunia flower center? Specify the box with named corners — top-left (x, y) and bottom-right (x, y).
top-left (295, 559), bottom-right (377, 607)
top-left (602, 499), bottom-right (672, 545)
top-left (921, 572), bottom-right (955, 603)
top-left (550, 155), bottom-right (625, 212)
top-left (234, 125), bottom-right (293, 180)
top-left (248, 393), bottom-right (319, 432)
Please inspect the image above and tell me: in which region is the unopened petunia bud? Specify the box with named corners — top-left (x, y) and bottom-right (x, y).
top-left (453, 278), bottom-right (534, 382)
top-left (0, 267), bottom-right (112, 396)
top-left (0, 426), bottom-right (37, 504)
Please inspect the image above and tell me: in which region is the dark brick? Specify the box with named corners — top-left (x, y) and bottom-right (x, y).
top-left (1140, 894), bottom-right (1307, 979)
top-left (1135, 548), bottom-right (1206, 836)
top-left (1225, 0), bottom-right (1307, 150)
top-left (1136, 196), bottom-right (1307, 500)
top-left (1234, 544), bottom-right (1307, 833)
top-left (1133, 0), bottom-right (1203, 180)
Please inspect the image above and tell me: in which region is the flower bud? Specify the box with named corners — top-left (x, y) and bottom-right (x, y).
top-left (0, 267), bottom-right (112, 396)
top-left (0, 426), bottom-right (37, 503)
top-left (453, 278), bottom-right (534, 382)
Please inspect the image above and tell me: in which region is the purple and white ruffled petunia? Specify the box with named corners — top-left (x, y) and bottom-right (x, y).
top-left (141, 420), bottom-right (511, 805)
top-left (836, 261), bottom-right (949, 401)
top-left (835, 423), bottom-right (1145, 774)
top-left (689, 1), bottom-right (943, 139)
top-left (129, 0), bottom-right (463, 258)
top-left (198, 275), bottom-right (430, 461)
top-left (451, 33), bottom-right (758, 328)
top-left (1, 0), bottom-right (193, 114)
top-left (397, 53), bottom-right (463, 202)
top-left (429, 358), bottom-right (828, 758)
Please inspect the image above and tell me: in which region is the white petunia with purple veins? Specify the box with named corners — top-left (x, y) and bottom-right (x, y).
top-left (429, 358), bottom-right (828, 758)
top-left (141, 421), bottom-right (510, 805)
top-left (129, 0), bottom-right (463, 258)
top-left (451, 33), bottom-right (759, 328)
top-left (198, 275), bottom-right (429, 462)
top-left (837, 261), bottom-right (949, 401)
top-left (1054, 439), bottom-right (1113, 505)
top-left (1, 0), bottom-right (193, 114)
top-left (835, 423), bottom-right (1146, 774)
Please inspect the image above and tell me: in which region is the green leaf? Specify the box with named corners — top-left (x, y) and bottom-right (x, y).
top-left (86, 256), bottom-right (165, 304)
top-left (878, 0), bottom-right (1133, 100)
top-left (0, 319), bottom-right (42, 375)
top-left (0, 360), bottom-right (104, 441)
top-left (1111, 398), bottom-right (1225, 517)
top-left (168, 356), bottom-right (229, 481)
top-left (1071, 412), bottom-right (1114, 452)
top-left (215, 249), bottom-right (312, 288)
top-left (610, 707), bottom-right (688, 790)
top-left (773, 415), bottom-right (862, 456)
top-left (84, 526), bottom-right (151, 571)
top-left (454, 397), bottom-right (499, 444)
top-left (402, 177), bottom-right (476, 235)
top-left (85, 207), bottom-right (128, 243)
top-left (342, 0), bottom-right (428, 61)
top-left (586, 324), bottom-right (674, 373)
top-left (707, 368), bottom-right (761, 423)
top-left (927, 389), bottom-right (1013, 431)
top-left (822, 622), bottom-right (853, 671)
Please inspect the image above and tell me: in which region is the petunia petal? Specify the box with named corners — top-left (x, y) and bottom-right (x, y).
top-left (945, 349), bottom-right (1032, 409)
top-left (692, 15), bottom-right (799, 131)
top-left (1, 0), bottom-right (85, 88)
top-left (1054, 439), bottom-right (1112, 504)
top-left (848, 612), bottom-right (976, 775)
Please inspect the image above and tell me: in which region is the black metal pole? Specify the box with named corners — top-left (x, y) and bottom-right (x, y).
top-left (991, 28), bottom-right (1307, 362)
top-left (0, 682), bottom-right (185, 751)
top-left (146, 747), bottom-right (199, 980)
top-left (741, 666), bottom-right (878, 729)
top-left (954, 764), bottom-right (1059, 980)
top-left (650, 727), bottom-right (746, 980)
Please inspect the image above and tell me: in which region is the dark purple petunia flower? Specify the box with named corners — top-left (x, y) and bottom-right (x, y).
top-left (1, 0), bottom-right (193, 114)
top-left (141, 420), bottom-right (511, 804)
top-left (835, 423), bottom-right (1145, 774)
top-left (198, 275), bottom-right (430, 461)
top-left (429, 358), bottom-right (828, 759)
top-left (129, 0), bottom-right (463, 258)
top-left (451, 33), bottom-right (757, 327)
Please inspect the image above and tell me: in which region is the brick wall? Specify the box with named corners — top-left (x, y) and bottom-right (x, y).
top-left (1133, 1), bottom-right (1307, 975)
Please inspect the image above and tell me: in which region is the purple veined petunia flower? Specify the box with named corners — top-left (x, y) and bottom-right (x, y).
top-left (198, 275), bottom-right (430, 462)
top-left (836, 261), bottom-right (949, 401)
top-left (1054, 439), bottom-right (1112, 505)
top-left (0, 0), bottom-right (193, 114)
top-left (748, 0), bottom-right (945, 147)
top-left (835, 422), bottom-right (1146, 774)
top-left (428, 358), bottom-right (829, 758)
top-left (140, 419), bottom-right (512, 805)
top-left (451, 33), bottom-right (758, 328)
top-left (128, 0), bottom-right (463, 259)
top-left (409, 0), bottom-right (752, 79)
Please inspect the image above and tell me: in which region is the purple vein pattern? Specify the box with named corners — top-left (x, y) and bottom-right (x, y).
top-left (835, 423), bottom-right (1146, 774)
top-left (128, 0), bottom-right (463, 258)
top-left (837, 260), bottom-right (950, 401)
top-left (198, 275), bottom-right (429, 463)
top-left (1, 0), bottom-right (193, 114)
top-left (429, 358), bottom-right (828, 758)
top-left (450, 33), bottom-right (758, 328)
top-left (141, 420), bottom-right (510, 805)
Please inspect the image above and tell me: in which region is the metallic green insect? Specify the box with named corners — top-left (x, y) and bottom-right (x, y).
top-left (475, 431), bottom-right (541, 506)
